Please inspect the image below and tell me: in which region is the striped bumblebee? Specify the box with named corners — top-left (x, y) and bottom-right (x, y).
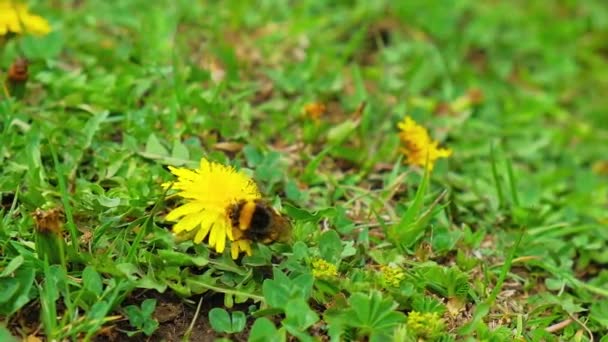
top-left (228, 199), bottom-right (291, 244)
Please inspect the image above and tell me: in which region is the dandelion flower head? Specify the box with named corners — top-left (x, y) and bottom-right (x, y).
top-left (0, 1), bottom-right (51, 36)
top-left (163, 158), bottom-right (261, 259)
top-left (398, 116), bottom-right (451, 171)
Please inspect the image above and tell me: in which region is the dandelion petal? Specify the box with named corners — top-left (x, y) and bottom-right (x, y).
top-left (173, 213), bottom-right (204, 233)
top-left (194, 222), bottom-right (212, 244)
top-left (241, 240), bottom-right (252, 256)
top-left (231, 243), bottom-right (239, 259)
top-left (215, 224), bottom-right (226, 253)
top-left (166, 202), bottom-right (205, 221)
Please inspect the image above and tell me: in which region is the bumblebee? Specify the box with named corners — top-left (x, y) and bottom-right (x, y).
top-left (228, 199), bottom-right (291, 244)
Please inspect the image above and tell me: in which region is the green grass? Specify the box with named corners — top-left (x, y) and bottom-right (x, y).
top-left (2, 0), bottom-right (608, 341)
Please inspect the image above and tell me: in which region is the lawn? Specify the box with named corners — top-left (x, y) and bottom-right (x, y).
top-left (1, 1), bottom-right (608, 341)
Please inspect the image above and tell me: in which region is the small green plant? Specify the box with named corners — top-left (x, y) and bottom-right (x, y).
top-left (325, 291), bottom-right (406, 341)
top-left (123, 299), bottom-right (159, 337)
top-left (209, 308), bottom-right (246, 334)
top-left (258, 269), bottom-right (318, 340)
top-left (422, 265), bottom-right (471, 300)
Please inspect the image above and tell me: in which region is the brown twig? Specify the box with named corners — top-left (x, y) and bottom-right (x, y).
top-left (544, 318), bottom-right (573, 333)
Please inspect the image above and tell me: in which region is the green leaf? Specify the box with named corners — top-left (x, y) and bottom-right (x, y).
top-left (171, 140), bottom-right (190, 162)
top-left (137, 274), bottom-right (168, 293)
top-left (319, 230), bottom-right (343, 264)
top-left (243, 145), bottom-right (263, 167)
top-left (283, 298), bottom-right (319, 331)
top-left (248, 318), bottom-right (284, 342)
top-left (262, 270), bottom-right (313, 310)
top-left (283, 204), bottom-right (335, 223)
top-left (144, 133), bottom-right (169, 156)
top-left (327, 119), bottom-right (360, 145)
top-left (0, 255), bottom-right (24, 278)
top-left (0, 265), bottom-right (35, 316)
top-left (141, 299), bottom-right (156, 316)
top-left (21, 31), bottom-right (64, 60)
top-left (388, 169), bottom-right (432, 250)
top-left (544, 278), bottom-right (565, 291)
top-left (284, 179), bottom-right (302, 202)
top-left (142, 300), bottom-right (159, 335)
top-left (302, 147), bottom-right (331, 184)
top-left (97, 195), bottom-right (121, 208)
top-left (39, 264), bottom-right (61, 338)
top-left (184, 271), bottom-right (218, 295)
top-left (291, 274), bottom-right (314, 301)
top-left (82, 111), bottom-right (110, 149)
top-left (262, 277), bottom-right (290, 310)
top-left (231, 311), bottom-right (246, 333)
top-left (124, 299), bottom-right (159, 336)
top-left (115, 263), bottom-right (140, 281)
top-left (420, 265), bottom-right (470, 299)
top-left (344, 291), bottom-right (406, 335)
top-left (139, 134), bottom-right (193, 165)
top-left (590, 301), bottom-right (608, 328)
top-left (82, 266), bottom-right (103, 297)
top-left (254, 151), bottom-right (284, 187)
top-left (411, 296), bottom-right (446, 314)
top-left (0, 281), bottom-right (19, 305)
top-left (88, 299), bottom-right (113, 321)
top-left (489, 143), bottom-right (505, 209)
top-left (291, 241), bottom-right (309, 260)
top-left (157, 249), bottom-right (209, 267)
top-left (459, 303), bottom-right (490, 335)
top-left (209, 308), bottom-right (232, 333)
top-left (0, 326), bottom-right (18, 342)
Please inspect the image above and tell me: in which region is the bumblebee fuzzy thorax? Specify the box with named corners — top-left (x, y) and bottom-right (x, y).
top-left (228, 199), bottom-right (291, 244)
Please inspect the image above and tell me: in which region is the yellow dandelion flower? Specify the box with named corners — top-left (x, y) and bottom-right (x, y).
top-left (303, 102), bottom-right (326, 121)
top-left (397, 116), bottom-right (451, 171)
top-left (0, 1), bottom-right (51, 36)
top-left (163, 158), bottom-right (261, 259)
top-left (311, 258), bottom-right (338, 278)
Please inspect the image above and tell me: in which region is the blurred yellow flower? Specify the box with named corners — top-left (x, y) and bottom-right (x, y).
top-left (398, 116), bottom-right (451, 171)
top-left (311, 258), bottom-right (338, 278)
top-left (592, 160), bottom-right (608, 176)
top-left (0, 1), bottom-right (51, 36)
top-left (406, 311), bottom-right (445, 339)
top-left (163, 158), bottom-right (261, 259)
top-left (380, 265), bottom-right (405, 287)
top-left (303, 102), bottom-right (326, 121)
